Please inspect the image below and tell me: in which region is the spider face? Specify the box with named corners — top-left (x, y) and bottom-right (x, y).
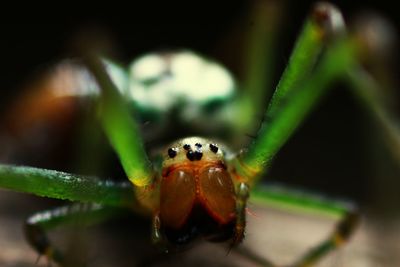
top-left (159, 137), bottom-right (237, 245)
top-left (162, 137), bottom-right (226, 167)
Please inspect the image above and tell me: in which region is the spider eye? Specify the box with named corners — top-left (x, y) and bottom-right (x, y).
top-left (209, 144), bottom-right (218, 153)
top-left (186, 150), bottom-right (203, 161)
top-left (167, 148), bottom-right (177, 158)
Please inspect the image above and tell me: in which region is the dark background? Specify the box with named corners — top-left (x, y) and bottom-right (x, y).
top-left (1, 0), bottom-right (399, 98)
top-left (1, 0), bottom-right (399, 209)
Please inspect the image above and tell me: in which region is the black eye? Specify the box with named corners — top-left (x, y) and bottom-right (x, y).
top-left (209, 144), bottom-right (219, 153)
top-left (186, 151), bottom-right (195, 161)
top-left (194, 151), bottom-right (203, 160)
top-left (183, 144), bottom-right (191, 150)
top-left (168, 148), bottom-right (177, 158)
top-left (195, 143), bottom-right (202, 148)
top-left (186, 151), bottom-right (203, 161)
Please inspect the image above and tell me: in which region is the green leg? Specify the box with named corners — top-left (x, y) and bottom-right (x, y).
top-left (151, 213), bottom-right (163, 247)
top-left (234, 27), bottom-right (360, 186)
top-left (235, 246), bottom-right (275, 267)
top-left (236, 2), bottom-right (335, 134)
top-left (235, 4), bottom-right (399, 188)
top-left (347, 67), bottom-right (400, 165)
top-left (0, 164), bottom-right (137, 208)
top-left (266, 2), bottom-right (344, 118)
top-left (232, 182), bottom-right (250, 245)
top-left (247, 184), bottom-right (360, 267)
top-left (240, 0), bottom-right (282, 119)
top-left (340, 16), bottom-right (400, 164)
top-left (83, 54), bottom-right (154, 187)
top-left (24, 203), bottom-right (125, 265)
top-left (291, 211), bottom-right (359, 267)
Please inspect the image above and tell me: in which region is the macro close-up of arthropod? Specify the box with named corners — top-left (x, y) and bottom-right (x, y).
top-left (1, 1), bottom-right (400, 267)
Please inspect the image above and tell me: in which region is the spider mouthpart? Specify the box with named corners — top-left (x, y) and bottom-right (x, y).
top-left (209, 144), bottom-right (219, 153)
top-left (168, 148), bottom-right (177, 158)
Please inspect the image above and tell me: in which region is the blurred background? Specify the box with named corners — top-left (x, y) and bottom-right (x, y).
top-left (0, 0), bottom-right (399, 266)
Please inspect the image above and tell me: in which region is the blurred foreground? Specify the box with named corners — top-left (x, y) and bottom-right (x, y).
top-left (1, 190), bottom-right (399, 267)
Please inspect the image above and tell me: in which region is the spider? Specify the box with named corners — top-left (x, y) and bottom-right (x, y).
top-left (0, 2), bottom-right (398, 267)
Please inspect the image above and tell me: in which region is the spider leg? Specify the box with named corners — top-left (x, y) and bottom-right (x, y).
top-left (240, 0), bottom-right (282, 120)
top-left (242, 184), bottom-right (360, 267)
top-left (346, 65), bottom-right (400, 165)
top-left (290, 210), bottom-right (359, 267)
top-left (233, 12), bottom-right (361, 186)
top-left (235, 246), bottom-right (276, 267)
top-left (151, 213), bottom-right (163, 247)
top-left (232, 182), bottom-right (250, 245)
top-left (24, 203), bottom-right (126, 266)
top-left (84, 54), bottom-right (155, 188)
top-left (235, 4), bottom-right (400, 187)
top-left (0, 164), bottom-right (138, 209)
top-left (266, 2), bottom-right (345, 118)
top-left (237, 2), bottom-right (333, 135)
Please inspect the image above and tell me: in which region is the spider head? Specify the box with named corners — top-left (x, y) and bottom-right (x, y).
top-left (159, 137), bottom-right (237, 246)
